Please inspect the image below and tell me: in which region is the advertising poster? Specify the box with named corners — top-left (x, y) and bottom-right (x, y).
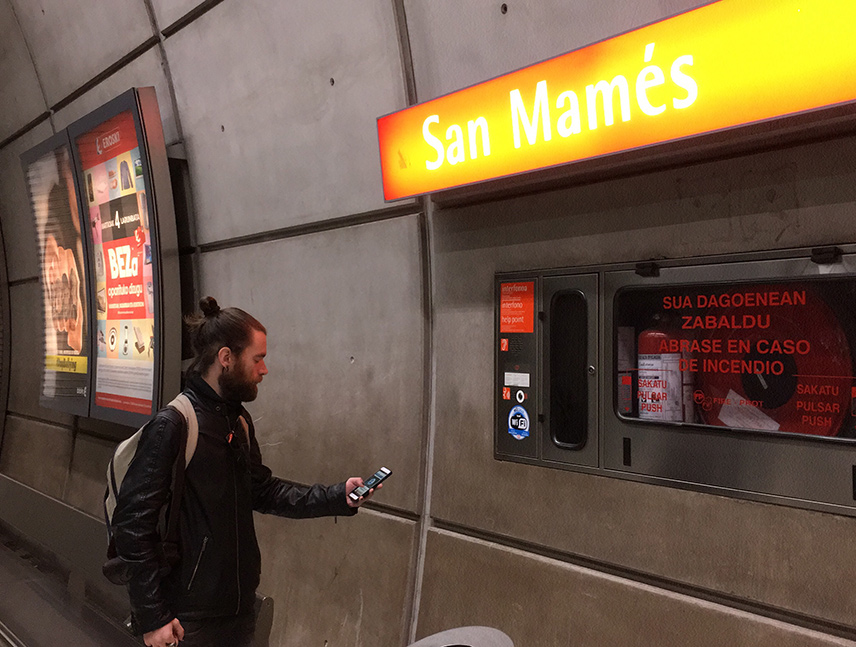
top-left (615, 279), bottom-right (856, 439)
top-left (24, 142), bottom-right (90, 412)
top-left (75, 111), bottom-right (155, 416)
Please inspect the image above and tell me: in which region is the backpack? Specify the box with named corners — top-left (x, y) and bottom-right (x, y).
top-left (102, 393), bottom-right (199, 585)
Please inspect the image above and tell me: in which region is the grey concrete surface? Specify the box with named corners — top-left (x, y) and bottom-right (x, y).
top-left (417, 529), bottom-right (856, 647)
top-left (255, 508), bottom-right (417, 647)
top-left (426, 133), bottom-right (856, 628)
top-left (0, 121), bottom-right (53, 283)
top-left (0, 474), bottom-right (129, 623)
top-left (429, 134), bottom-right (856, 276)
top-left (52, 47), bottom-right (179, 146)
top-left (8, 282), bottom-right (73, 426)
top-left (0, 416), bottom-right (72, 500)
top-left (404, 0), bottom-right (710, 102)
top-left (150, 0), bottom-right (203, 32)
top-left (163, 0), bottom-right (409, 243)
top-left (197, 216), bottom-right (425, 514)
top-left (0, 0), bottom-right (46, 143)
top-left (64, 433), bottom-right (114, 520)
top-left (8, 0), bottom-right (154, 108)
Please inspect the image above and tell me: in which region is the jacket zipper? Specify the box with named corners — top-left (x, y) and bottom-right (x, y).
top-left (187, 536), bottom-right (209, 591)
top-left (228, 413), bottom-right (242, 615)
top-left (234, 442), bottom-right (241, 614)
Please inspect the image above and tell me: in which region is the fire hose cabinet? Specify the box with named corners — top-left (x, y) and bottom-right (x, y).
top-left (604, 252), bottom-right (856, 511)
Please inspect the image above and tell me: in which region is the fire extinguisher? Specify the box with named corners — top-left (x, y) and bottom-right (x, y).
top-left (637, 320), bottom-right (694, 422)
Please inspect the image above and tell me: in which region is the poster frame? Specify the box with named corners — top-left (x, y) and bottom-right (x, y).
top-left (66, 87), bottom-right (180, 431)
top-left (20, 130), bottom-right (92, 417)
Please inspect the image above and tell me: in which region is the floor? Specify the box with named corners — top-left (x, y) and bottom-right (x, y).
top-left (0, 528), bottom-right (137, 647)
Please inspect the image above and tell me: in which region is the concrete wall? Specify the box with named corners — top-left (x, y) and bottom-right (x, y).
top-left (1, 0), bottom-right (855, 645)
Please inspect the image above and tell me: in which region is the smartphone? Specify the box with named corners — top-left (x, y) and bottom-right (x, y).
top-left (349, 467), bottom-right (391, 501)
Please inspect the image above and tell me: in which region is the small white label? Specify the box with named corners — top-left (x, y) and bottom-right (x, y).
top-left (717, 389), bottom-right (780, 431)
top-left (504, 372), bottom-right (530, 387)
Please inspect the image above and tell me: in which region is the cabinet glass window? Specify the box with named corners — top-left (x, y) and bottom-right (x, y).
top-left (550, 290), bottom-right (588, 447)
top-left (613, 278), bottom-right (856, 440)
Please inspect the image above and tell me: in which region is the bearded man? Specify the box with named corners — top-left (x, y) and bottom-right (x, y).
top-left (110, 297), bottom-right (376, 647)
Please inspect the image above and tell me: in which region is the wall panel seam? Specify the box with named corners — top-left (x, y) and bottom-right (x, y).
top-left (406, 201), bottom-right (434, 645)
top-left (197, 204), bottom-right (421, 253)
top-left (5, 0), bottom-right (52, 129)
top-left (3, 411), bottom-right (74, 432)
top-left (0, 206), bottom-right (10, 459)
top-left (49, 37), bottom-right (160, 115)
top-left (429, 521), bottom-right (856, 641)
top-left (8, 277), bottom-right (38, 288)
top-left (160, 0), bottom-right (228, 39)
top-left (140, 0), bottom-right (201, 316)
top-left (141, 0), bottom-right (187, 144)
top-left (390, 0), bottom-right (418, 107)
top-left (0, 112), bottom-right (51, 151)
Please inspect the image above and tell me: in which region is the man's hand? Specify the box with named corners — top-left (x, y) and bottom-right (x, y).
top-left (345, 477), bottom-right (382, 508)
top-left (144, 618), bottom-right (184, 647)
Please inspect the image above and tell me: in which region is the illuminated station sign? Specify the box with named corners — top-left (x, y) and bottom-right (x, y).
top-left (377, 0), bottom-right (856, 201)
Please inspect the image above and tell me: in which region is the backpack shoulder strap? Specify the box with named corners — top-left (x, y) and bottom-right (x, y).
top-left (238, 415), bottom-right (250, 445)
top-left (161, 393), bottom-right (197, 547)
top-left (168, 393), bottom-right (199, 466)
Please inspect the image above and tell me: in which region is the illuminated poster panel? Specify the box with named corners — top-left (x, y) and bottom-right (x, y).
top-left (21, 134), bottom-right (90, 416)
top-left (614, 279), bottom-right (856, 439)
top-left (378, 0), bottom-right (856, 200)
top-left (75, 110), bottom-right (155, 417)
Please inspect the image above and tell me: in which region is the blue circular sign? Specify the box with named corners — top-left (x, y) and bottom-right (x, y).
top-left (508, 405), bottom-right (530, 440)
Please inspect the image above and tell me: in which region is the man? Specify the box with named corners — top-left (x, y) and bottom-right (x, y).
top-left (111, 297), bottom-right (377, 647)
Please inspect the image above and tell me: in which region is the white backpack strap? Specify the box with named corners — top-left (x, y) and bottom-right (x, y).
top-left (168, 393), bottom-right (199, 467)
top-left (105, 431), bottom-right (143, 522)
top-left (238, 415), bottom-right (250, 445)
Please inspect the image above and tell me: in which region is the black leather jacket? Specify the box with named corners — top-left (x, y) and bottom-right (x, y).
top-left (111, 375), bottom-right (356, 633)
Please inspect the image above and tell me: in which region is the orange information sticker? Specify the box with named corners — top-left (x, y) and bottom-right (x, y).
top-left (500, 282), bottom-right (535, 333)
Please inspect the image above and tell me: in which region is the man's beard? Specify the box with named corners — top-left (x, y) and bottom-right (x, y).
top-left (218, 365), bottom-right (258, 402)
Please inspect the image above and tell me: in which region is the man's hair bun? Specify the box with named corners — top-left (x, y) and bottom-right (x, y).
top-left (199, 296), bottom-right (221, 318)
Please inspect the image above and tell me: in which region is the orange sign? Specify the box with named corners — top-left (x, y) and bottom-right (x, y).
top-left (378, 0), bottom-right (856, 201)
top-left (500, 282), bottom-right (535, 333)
